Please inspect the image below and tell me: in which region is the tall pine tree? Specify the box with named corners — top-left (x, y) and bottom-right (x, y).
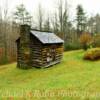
top-left (76, 5), bottom-right (86, 37)
top-left (13, 4), bottom-right (32, 25)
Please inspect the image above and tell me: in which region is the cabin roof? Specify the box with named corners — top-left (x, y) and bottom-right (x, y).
top-left (30, 31), bottom-right (64, 44)
top-left (16, 30), bottom-right (64, 44)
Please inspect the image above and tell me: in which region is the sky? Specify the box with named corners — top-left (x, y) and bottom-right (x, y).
top-left (0, 0), bottom-right (100, 20)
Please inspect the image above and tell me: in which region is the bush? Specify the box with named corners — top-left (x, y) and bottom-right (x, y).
top-left (64, 43), bottom-right (81, 51)
top-left (0, 56), bottom-right (9, 65)
top-left (84, 48), bottom-right (100, 60)
top-left (80, 33), bottom-right (93, 50)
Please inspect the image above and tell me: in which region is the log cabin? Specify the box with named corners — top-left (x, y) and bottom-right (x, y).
top-left (16, 25), bottom-right (64, 69)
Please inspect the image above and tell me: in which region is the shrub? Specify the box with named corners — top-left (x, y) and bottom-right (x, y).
top-left (64, 43), bottom-right (81, 51)
top-left (84, 48), bottom-right (100, 60)
top-left (93, 34), bottom-right (100, 47)
top-left (0, 56), bottom-right (9, 65)
top-left (80, 33), bottom-right (93, 50)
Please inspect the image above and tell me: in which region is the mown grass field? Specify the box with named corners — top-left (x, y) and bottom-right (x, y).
top-left (0, 50), bottom-right (100, 99)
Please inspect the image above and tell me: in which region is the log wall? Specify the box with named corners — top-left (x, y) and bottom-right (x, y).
top-left (30, 35), bottom-right (63, 68)
top-left (30, 34), bottom-right (43, 67)
top-left (41, 44), bottom-right (63, 67)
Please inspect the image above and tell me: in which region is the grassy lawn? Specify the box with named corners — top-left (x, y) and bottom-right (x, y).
top-left (0, 50), bottom-right (100, 99)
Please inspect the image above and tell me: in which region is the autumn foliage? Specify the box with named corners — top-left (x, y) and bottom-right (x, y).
top-left (0, 48), bottom-right (4, 60)
top-left (80, 33), bottom-right (93, 50)
top-left (84, 48), bottom-right (100, 60)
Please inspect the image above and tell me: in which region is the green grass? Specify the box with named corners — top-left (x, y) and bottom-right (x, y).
top-left (0, 50), bottom-right (100, 100)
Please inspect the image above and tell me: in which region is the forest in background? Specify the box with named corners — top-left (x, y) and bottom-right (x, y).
top-left (0, 0), bottom-right (100, 64)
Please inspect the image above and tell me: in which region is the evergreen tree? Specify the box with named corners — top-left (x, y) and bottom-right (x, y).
top-left (76, 5), bottom-right (86, 37)
top-left (13, 4), bottom-right (32, 25)
top-left (94, 14), bottom-right (100, 34)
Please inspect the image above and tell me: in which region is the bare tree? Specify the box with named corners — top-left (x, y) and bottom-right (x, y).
top-left (43, 15), bottom-right (51, 31)
top-left (57, 0), bottom-right (70, 42)
top-left (0, 6), bottom-right (3, 37)
top-left (52, 12), bottom-right (59, 33)
top-left (3, 0), bottom-right (9, 62)
top-left (0, 0), bottom-right (19, 63)
top-left (37, 4), bottom-right (44, 31)
top-left (13, 4), bottom-right (32, 25)
top-left (58, 0), bottom-right (63, 32)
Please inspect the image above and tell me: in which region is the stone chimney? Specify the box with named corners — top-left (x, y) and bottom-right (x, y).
top-left (20, 24), bottom-right (30, 36)
top-left (20, 24), bottom-right (30, 44)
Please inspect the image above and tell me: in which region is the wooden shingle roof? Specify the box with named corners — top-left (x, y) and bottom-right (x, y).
top-left (30, 31), bottom-right (64, 44)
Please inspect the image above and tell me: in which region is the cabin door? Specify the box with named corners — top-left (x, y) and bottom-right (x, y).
top-left (47, 46), bottom-right (56, 63)
top-left (51, 47), bottom-right (56, 61)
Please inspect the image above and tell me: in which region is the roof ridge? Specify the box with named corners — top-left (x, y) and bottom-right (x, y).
top-left (30, 28), bottom-right (53, 33)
